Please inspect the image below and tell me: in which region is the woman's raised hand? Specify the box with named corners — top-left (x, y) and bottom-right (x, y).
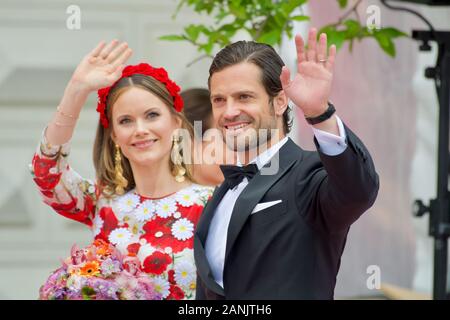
top-left (70, 40), bottom-right (133, 92)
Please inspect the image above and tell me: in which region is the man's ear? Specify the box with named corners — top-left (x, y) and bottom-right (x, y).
top-left (274, 90), bottom-right (288, 116)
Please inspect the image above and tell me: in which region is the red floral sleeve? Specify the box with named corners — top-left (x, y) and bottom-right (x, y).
top-left (30, 129), bottom-right (97, 227)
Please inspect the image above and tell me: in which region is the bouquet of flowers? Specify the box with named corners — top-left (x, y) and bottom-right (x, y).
top-left (39, 239), bottom-right (162, 300)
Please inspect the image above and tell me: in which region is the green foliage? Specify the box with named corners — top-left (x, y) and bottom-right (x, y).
top-left (161, 0), bottom-right (408, 60)
top-left (81, 286), bottom-right (96, 300)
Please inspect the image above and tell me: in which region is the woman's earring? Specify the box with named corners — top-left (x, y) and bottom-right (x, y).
top-left (171, 135), bottom-right (186, 183)
top-left (114, 144), bottom-right (128, 194)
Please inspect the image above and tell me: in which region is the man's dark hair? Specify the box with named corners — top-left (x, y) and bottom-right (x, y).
top-left (208, 41), bottom-right (292, 134)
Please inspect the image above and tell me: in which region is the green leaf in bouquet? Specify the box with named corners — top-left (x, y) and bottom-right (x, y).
top-left (81, 286), bottom-right (96, 300)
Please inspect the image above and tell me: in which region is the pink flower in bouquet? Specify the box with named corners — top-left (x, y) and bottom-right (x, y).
top-left (39, 240), bottom-right (161, 300)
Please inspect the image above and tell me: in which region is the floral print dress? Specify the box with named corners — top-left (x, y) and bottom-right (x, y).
top-left (30, 133), bottom-right (213, 300)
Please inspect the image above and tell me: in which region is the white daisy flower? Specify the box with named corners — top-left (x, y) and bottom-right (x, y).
top-left (117, 193), bottom-right (140, 213)
top-left (137, 243), bottom-right (155, 263)
top-left (134, 200), bottom-right (155, 222)
top-left (173, 212), bottom-right (181, 219)
top-left (153, 277), bottom-right (171, 299)
top-left (164, 247), bottom-right (172, 254)
top-left (108, 228), bottom-right (132, 245)
top-left (116, 234), bottom-right (139, 254)
top-left (171, 218), bottom-right (194, 241)
top-left (155, 198), bottom-right (177, 218)
top-left (174, 261), bottom-right (196, 288)
top-left (92, 214), bottom-right (104, 237)
top-left (196, 186), bottom-right (214, 204)
top-left (87, 184), bottom-right (96, 194)
top-left (175, 189), bottom-right (196, 207)
top-left (67, 274), bottom-right (85, 292)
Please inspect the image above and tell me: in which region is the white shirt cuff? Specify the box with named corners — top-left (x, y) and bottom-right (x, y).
top-left (311, 115), bottom-right (347, 156)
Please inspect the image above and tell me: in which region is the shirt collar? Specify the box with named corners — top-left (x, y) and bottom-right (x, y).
top-left (236, 136), bottom-right (288, 169)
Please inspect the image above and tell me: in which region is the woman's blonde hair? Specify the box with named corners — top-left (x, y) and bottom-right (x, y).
top-left (93, 74), bottom-right (194, 197)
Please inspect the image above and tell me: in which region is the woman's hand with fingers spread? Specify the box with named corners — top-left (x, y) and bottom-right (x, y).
top-left (70, 40), bottom-right (133, 92)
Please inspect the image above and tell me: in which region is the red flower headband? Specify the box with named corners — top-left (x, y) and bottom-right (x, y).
top-left (96, 63), bottom-right (184, 128)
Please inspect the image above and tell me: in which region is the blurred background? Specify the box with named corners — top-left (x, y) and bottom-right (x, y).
top-left (0, 0), bottom-right (448, 299)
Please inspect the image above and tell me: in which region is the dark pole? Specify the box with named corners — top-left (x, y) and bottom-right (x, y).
top-left (433, 35), bottom-right (450, 299)
top-left (413, 30), bottom-right (450, 300)
top-left (381, 0), bottom-right (450, 301)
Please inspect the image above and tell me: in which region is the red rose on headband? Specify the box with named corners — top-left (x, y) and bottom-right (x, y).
top-left (96, 63), bottom-right (184, 128)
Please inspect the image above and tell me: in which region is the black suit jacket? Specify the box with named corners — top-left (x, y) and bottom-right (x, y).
top-left (194, 125), bottom-right (379, 299)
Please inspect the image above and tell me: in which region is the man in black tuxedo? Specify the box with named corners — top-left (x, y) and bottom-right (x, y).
top-left (194, 28), bottom-right (379, 299)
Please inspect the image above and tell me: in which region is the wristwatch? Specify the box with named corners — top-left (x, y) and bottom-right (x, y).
top-left (305, 102), bottom-right (336, 125)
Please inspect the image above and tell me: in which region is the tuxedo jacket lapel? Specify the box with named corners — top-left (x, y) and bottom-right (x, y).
top-left (196, 184), bottom-right (229, 242)
top-left (224, 139), bottom-right (300, 264)
top-left (194, 183), bottom-right (229, 296)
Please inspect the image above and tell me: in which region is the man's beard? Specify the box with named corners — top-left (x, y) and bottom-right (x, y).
top-left (221, 100), bottom-right (279, 153)
top-left (223, 118), bottom-right (277, 153)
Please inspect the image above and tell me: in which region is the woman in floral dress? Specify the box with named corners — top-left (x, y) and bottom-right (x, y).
top-left (30, 40), bottom-right (213, 299)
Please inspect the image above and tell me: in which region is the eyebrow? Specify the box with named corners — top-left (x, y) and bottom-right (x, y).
top-left (211, 91), bottom-right (256, 99)
top-left (116, 107), bottom-right (160, 118)
top-left (143, 107), bottom-right (160, 113)
top-left (232, 90), bottom-right (255, 97)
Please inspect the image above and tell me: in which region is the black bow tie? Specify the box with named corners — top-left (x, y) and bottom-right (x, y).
top-left (220, 164), bottom-right (259, 190)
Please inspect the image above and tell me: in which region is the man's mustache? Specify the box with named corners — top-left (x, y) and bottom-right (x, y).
top-left (220, 116), bottom-right (254, 126)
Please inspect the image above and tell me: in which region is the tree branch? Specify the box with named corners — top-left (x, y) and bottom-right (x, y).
top-left (333, 0), bottom-right (363, 26)
top-left (186, 54), bottom-right (212, 67)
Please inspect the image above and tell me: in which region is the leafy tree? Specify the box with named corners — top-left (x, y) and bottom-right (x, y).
top-left (160, 0), bottom-right (407, 65)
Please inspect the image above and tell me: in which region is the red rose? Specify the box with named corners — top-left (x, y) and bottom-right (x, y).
top-left (167, 285), bottom-right (185, 300)
top-left (174, 95), bottom-right (184, 112)
top-left (96, 63), bottom-right (184, 128)
top-left (165, 81), bottom-right (178, 94)
top-left (153, 67), bottom-right (168, 79)
top-left (168, 269), bottom-right (176, 284)
top-left (142, 251), bottom-right (172, 275)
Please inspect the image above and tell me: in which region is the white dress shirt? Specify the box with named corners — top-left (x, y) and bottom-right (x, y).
top-left (204, 116), bottom-right (347, 288)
